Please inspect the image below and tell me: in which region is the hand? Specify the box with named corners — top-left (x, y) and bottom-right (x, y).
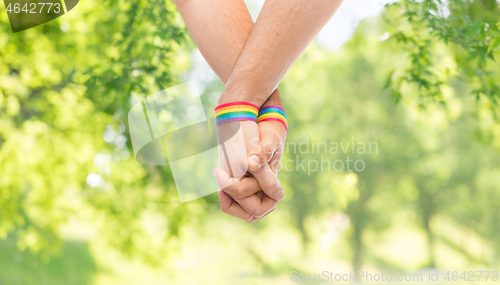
top-left (214, 120), bottom-right (287, 222)
top-left (248, 120), bottom-right (287, 174)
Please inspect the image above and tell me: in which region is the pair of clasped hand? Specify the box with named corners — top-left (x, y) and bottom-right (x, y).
top-left (214, 120), bottom-right (287, 222)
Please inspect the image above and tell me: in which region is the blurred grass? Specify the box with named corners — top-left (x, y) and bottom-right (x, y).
top-left (0, 236), bottom-right (96, 285)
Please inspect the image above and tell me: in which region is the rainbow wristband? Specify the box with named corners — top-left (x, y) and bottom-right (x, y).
top-left (214, 102), bottom-right (259, 126)
top-left (257, 106), bottom-right (288, 130)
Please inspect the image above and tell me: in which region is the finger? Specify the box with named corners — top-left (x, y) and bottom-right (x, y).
top-left (248, 207), bottom-right (276, 223)
top-left (268, 148), bottom-right (283, 174)
top-left (216, 168), bottom-right (278, 218)
top-left (227, 190), bottom-right (279, 218)
top-left (218, 190), bottom-right (253, 222)
top-left (213, 168), bottom-right (236, 189)
top-left (255, 205), bottom-right (277, 219)
top-left (214, 168), bottom-right (261, 198)
top-left (217, 121), bottom-right (251, 179)
top-left (247, 128), bottom-right (283, 171)
top-left (250, 164), bottom-right (285, 201)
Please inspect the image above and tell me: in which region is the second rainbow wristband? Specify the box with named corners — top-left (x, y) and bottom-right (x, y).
top-left (257, 106), bottom-right (288, 130)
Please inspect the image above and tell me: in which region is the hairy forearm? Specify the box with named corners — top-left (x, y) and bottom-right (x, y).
top-left (172, 0), bottom-right (282, 108)
top-left (219, 0), bottom-right (343, 106)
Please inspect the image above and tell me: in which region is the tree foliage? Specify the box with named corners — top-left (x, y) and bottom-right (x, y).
top-left (0, 0), bottom-right (202, 263)
top-left (385, 0), bottom-right (500, 111)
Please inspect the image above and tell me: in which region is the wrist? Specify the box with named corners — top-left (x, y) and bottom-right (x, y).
top-left (261, 89), bottom-right (283, 109)
top-left (257, 105), bottom-right (288, 130)
top-left (218, 91), bottom-right (266, 107)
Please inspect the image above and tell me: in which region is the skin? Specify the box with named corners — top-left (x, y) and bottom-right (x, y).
top-left (172, 0), bottom-right (287, 222)
top-left (172, 0), bottom-right (344, 221)
top-left (219, 0), bottom-right (344, 107)
top-left (215, 121), bottom-right (284, 221)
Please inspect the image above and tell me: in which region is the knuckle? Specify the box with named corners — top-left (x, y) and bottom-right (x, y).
top-left (262, 152), bottom-right (273, 162)
top-left (263, 142), bottom-right (275, 155)
top-left (234, 184), bottom-right (246, 199)
top-left (250, 137), bottom-right (260, 148)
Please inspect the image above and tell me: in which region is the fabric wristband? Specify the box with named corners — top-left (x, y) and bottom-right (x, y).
top-left (257, 106), bottom-right (288, 130)
top-left (214, 102), bottom-right (259, 126)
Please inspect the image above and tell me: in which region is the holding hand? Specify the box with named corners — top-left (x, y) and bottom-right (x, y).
top-left (213, 103), bottom-right (287, 222)
top-left (172, 0), bottom-right (341, 221)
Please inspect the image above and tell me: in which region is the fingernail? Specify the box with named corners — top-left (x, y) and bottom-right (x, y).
top-left (248, 155), bottom-right (260, 167)
top-left (273, 189), bottom-right (285, 200)
top-left (213, 170), bottom-right (217, 178)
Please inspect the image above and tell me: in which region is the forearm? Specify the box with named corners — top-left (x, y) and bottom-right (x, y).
top-left (219, 0), bottom-right (343, 106)
top-left (172, 0), bottom-right (281, 108)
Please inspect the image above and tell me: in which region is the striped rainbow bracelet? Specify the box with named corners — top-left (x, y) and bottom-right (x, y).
top-left (257, 106), bottom-right (288, 130)
top-left (214, 102), bottom-right (259, 126)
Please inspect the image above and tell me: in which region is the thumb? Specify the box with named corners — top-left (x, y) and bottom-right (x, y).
top-left (247, 135), bottom-right (281, 171)
top-left (213, 168), bottom-right (234, 190)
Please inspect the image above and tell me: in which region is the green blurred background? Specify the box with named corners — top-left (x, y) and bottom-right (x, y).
top-left (1, 0), bottom-right (500, 284)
